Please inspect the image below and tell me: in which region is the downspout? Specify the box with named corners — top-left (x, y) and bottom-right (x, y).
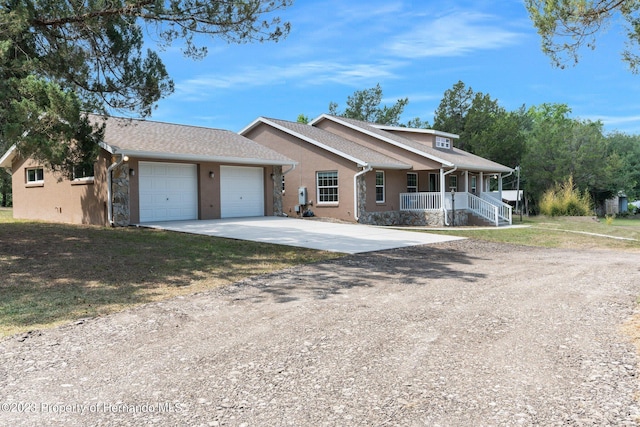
top-left (107, 154), bottom-right (126, 226)
top-left (441, 166), bottom-right (458, 226)
top-left (354, 165), bottom-right (373, 221)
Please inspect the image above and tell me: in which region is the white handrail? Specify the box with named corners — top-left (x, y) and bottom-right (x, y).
top-left (468, 193), bottom-right (499, 226)
top-left (480, 193), bottom-right (512, 224)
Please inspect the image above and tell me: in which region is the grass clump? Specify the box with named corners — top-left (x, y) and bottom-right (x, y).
top-left (539, 176), bottom-right (592, 216)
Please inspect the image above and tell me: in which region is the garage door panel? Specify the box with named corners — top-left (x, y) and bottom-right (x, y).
top-left (220, 166), bottom-right (264, 218)
top-left (139, 162), bottom-right (198, 222)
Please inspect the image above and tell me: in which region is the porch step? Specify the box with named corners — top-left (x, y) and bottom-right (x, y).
top-left (469, 211), bottom-right (510, 227)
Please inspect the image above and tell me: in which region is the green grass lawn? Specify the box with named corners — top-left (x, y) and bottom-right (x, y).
top-left (0, 209), bottom-right (340, 337)
top-left (3, 208), bottom-right (639, 338)
top-left (422, 215), bottom-right (640, 252)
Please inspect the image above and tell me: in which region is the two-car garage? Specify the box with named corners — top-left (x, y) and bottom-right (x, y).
top-left (138, 161), bottom-right (265, 223)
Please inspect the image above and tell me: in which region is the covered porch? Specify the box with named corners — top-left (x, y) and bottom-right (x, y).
top-left (399, 169), bottom-right (513, 226)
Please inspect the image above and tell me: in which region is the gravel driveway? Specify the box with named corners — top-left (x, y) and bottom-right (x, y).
top-left (1, 240), bottom-right (639, 426)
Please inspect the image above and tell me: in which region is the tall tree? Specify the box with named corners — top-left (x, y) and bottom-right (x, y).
top-left (432, 81), bottom-right (528, 164)
top-left (521, 103), bottom-right (575, 203)
top-left (0, 0), bottom-right (292, 177)
top-left (521, 103), bottom-right (626, 208)
top-left (329, 83), bottom-right (409, 125)
top-left (464, 98), bottom-right (528, 169)
top-left (526, 0), bottom-right (640, 71)
top-left (432, 80), bottom-right (473, 144)
top-left (607, 132), bottom-right (640, 199)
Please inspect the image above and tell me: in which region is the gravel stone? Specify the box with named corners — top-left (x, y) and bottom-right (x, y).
top-left (0, 240), bottom-right (639, 426)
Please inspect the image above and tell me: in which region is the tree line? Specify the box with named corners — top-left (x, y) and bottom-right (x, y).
top-left (324, 82), bottom-right (640, 213)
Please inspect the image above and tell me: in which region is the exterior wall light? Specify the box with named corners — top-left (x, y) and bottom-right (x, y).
top-left (130, 168), bottom-right (135, 176)
top-left (209, 171), bottom-right (215, 179)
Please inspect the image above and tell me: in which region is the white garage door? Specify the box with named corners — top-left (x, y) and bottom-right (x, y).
top-left (138, 162), bottom-right (198, 222)
top-left (220, 166), bottom-right (264, 218)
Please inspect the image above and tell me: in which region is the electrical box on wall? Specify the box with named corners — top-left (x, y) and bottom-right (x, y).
top-left (298, 186), bottom-right (308, 205)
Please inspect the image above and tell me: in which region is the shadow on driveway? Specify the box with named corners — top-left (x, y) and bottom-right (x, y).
top-left (224, 243), bottom-right (487, 304)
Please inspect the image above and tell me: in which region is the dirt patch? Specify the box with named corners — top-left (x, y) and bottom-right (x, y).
top-left (1, 240), bottom-right (639, 426)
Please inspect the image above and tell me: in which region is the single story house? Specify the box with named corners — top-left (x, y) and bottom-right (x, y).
top-left (0, 115), bottom-right (296, 226)
top-left (240, 114), bottom-right (514, 226)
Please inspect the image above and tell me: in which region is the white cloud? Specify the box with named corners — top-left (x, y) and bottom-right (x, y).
top-left (175, 60), bottom-right (404, 100)
top-left (385, 11), bottom-right (524, 58)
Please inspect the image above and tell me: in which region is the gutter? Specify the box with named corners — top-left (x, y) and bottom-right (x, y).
top-left (441, 166), bottom-right (458, 226)
top-left (107, 154), bottom-right (126, 226)
top-left (353, 166), bottom-right (373, 221)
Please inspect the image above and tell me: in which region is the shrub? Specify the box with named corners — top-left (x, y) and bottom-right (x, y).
top-left (539, 176), bottom-right (592, 216)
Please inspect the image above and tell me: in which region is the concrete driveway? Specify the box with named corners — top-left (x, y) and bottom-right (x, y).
top-left (140, 216), bottom-right (463, 253)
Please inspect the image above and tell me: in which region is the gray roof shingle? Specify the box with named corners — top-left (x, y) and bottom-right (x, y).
top-left (94, 115), bottom-right (295, 165)
top-left (315, 115), bottom-right (513, 173)
top-left (258, 118), bottom-right (411, 169)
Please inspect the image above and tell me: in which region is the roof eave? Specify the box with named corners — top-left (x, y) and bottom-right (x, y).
top-left (238, 117), bottom-right (264, 136)
top-left (456, 164), bottom-right (513, 173)
top-left (368, 163), bottom-right (412, 170)
top-left (0, 144), bottom-right (17, 169)
top-left (111, 149), bottom-right (297, 166)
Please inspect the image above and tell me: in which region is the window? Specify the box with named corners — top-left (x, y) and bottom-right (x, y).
top-left (407, 173), bottom-right (418, 193)
top-left (72, 163), bottom-right (95, 180)
top-left (317, 171), bottom-right (338, 203)
top-left (375, 171), bottom-right (385, 203)
top-left (449, 175), bottom-right (458, 191)
top-left (26, 167), bottom-right (44, 184)
top-left (435, 136), bottom-right (451, 149)
top-left (471, 176), bottom-right (477, 194)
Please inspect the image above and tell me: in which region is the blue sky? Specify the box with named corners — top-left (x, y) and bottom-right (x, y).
top-left (149, 0), bottom-right (640, 135)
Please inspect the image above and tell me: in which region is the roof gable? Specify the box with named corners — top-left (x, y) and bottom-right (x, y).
top-left (240, 117), bottom-right (411, 170)
top-left (310, 114), bottom-right (512, 173)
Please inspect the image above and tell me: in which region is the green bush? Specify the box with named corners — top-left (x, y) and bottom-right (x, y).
top-left (539, 177), bottom-right (592, 216)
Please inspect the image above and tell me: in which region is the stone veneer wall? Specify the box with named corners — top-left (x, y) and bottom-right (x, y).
top-left (272, 165), bottom-right (284, 216)
top-left (111, 163), bottom-right (130, 226)
top-left (358, 209), bottom-right (470, 227)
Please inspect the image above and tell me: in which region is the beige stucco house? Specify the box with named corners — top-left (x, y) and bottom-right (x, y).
top-left (0, 116), bottom-right (296, 226)
top-left (240, 114), bottom-right (514, 226)
top-left (1, 113), bottom-right (514, 227)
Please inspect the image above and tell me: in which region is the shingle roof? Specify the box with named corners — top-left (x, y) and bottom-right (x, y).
top-left (94, 115), bottom-right (295, 166)
top-left (253, 118), bottom-right (411, 169)
top-left (312, 115), bottom-right (513, 173)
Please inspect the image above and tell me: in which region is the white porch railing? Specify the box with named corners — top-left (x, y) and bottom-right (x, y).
top-left (400, 192), bottom-right (442, 211)
top-left (480, 193), bottom-right (512, 225)
top-left (399, 191), bottom-right (512, 226)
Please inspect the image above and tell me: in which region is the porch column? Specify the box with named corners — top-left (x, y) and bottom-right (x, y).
top-left (479, 172), bottom-right (483, 195)
top-left (498, 173), bottom-right (503, 200)
top-left (464, 170), bottom-right (469, 193)
top-left (439, 168), bottom-right (445, 209)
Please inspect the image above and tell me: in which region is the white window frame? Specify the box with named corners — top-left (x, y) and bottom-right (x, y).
top-left (471, 176), bottom-right (477, 194)
top-left (407, 172), bottom-right (418, 193)
top-left (435, 136), bottom-right (451, 149)
top-left (71, 163), bottom-right (95, 184)
top-left (375, 171), bottom-right (385, 203)
top-left (316, 171), bottom-right (338, 204)
top-left (26, 167), bottom-right (44, 184)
